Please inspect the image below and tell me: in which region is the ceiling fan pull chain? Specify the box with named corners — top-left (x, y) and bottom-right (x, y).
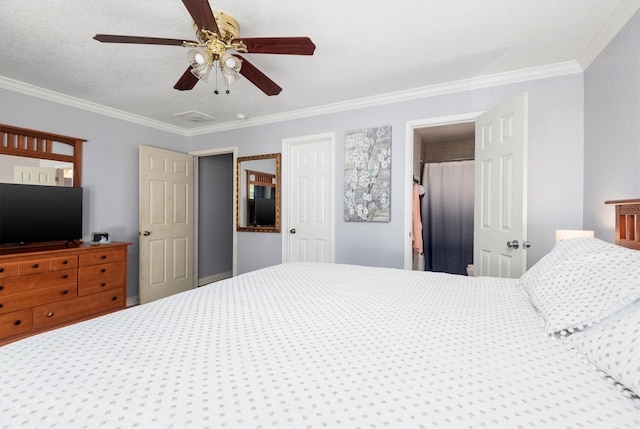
top-left (214, 60), bottom-right (220, 94)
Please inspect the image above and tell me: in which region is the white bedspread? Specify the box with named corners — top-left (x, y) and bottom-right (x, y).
top-left (1, 263), bottom-right (638, 428)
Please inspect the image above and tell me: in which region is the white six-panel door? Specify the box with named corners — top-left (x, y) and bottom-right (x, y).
top-left (283, 134), bottom-right (335, 263)
top-left (473, 93), bottom-right (528, 278)
top-left (139, 145), bottom-right (194, 304)
top-left (14, 166), bottom-right (62, 185)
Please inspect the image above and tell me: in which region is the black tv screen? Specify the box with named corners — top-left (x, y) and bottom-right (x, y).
top-left (0, 183), bottom-right (83, 245)
top-left (252, 197), bottom-right (276, 226)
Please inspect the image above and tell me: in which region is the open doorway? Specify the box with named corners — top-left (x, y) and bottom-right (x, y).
top-left (196, 150), bottom-right (236, 285)
top-left (416, 123), bottom-right (475, 275)
top-left (404, 112), bottom-right (479, 272)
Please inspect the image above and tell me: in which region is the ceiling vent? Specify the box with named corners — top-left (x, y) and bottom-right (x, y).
top-left (174, 110), bottom-right (217, 122)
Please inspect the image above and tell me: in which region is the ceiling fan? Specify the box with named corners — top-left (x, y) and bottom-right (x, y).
top-left (94, 0), bottom-right (316, 95)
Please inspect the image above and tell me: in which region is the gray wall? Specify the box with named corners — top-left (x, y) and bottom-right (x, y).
top-left (0, 90), bottom-right (187, 300)
top-left (584, 10), bottom-right (640, 239)
top-left (1, 61), bottom-right (613, 298)
top-left (188, 74), bottom-right (585, 270)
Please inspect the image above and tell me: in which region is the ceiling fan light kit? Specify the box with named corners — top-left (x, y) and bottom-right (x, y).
top-left (93, 0), bottom-right (315, 97)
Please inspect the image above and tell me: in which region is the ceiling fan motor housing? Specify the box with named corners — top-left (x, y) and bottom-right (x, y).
top-left (194, 11), bottom-right (246, 61)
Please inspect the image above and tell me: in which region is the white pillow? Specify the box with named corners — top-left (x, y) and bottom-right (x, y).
top-left (520, 238), bottom-right (640, 334)
top-left (567, 301), bottom-right (640, 396)
top-left (518, 237), bottom-right (615, 304)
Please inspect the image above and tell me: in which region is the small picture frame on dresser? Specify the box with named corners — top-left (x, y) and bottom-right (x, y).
top-left (89, 232), bottom-right (111, 245)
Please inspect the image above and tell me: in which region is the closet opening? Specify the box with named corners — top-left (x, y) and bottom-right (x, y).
top-left (413, 122), bottom-right (475, 276)
top-left (196, 151), bottom-right (235, 285)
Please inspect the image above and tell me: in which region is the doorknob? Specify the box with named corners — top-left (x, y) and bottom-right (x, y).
top-left (290, 228), bottom-right (296, 234)
top-left (523, 241), bottom-right (532, 249)
top-left (506, 240), bottom-right (519, 249)
top-left (139, 231), bottom-right (151, 236)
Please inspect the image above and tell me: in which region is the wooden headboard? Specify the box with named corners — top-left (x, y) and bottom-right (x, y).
top-left (605, 199), bottom-right (640, 250)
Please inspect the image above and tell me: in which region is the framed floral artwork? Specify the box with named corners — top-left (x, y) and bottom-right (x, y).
top-left (344, 125), bottom-right (391, 222)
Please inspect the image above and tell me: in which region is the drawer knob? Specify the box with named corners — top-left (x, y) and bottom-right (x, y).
top-left (100, 282), bottom-right (106, 287)
top-left (47, 312), bottom-right (54, 317)
top-left (62, 260), bottom-right (68, 265)
top-left (0, 285), bottom-right (3, 291)
top-left (32, 263), bottom-right (39, 269)
top-left (111, 296), bottom-right (117, 301)
top-left (14, 320), bottom-right (21, 326)
top-left (101, 255), bottom-right (107, 259)
top-left (0, 303), bottom-right (3, 309)
top-left (101, 268), bottom-right (107, 273)
top-left (62, 274), bottom-right (68, 279)
top-left (0, 267), bottom-right (4, 273)
top-left (62, 290), bottom-right (68, 295)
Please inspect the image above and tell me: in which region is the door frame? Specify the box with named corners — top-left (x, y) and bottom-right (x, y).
top-left (190, 146), bottom-right (238, 280)
top-left (281, 132), bottom-right (336, 263)
top-left (403, 112), bottom-right (481, 270)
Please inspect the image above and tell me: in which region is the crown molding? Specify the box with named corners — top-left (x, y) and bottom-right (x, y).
top-left (0, 76), bottom-right (186, 135)
top-left (185, 61), bottom-right (582, 136)
top-left (577, 1), bottom-right (640, 69)
top-left (2, 61), bottom-right (582, 137)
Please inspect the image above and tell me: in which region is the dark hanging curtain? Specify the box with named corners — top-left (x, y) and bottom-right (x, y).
top-left (422, 160), bottom-right (474, 275)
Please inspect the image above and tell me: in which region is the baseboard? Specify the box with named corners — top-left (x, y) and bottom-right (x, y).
top-left (126, 271), bottom-right (232, 306)
top-left (198, 271), bottom-right (233, 286)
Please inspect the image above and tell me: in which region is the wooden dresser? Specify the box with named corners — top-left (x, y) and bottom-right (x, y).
top-left (0, 242), bottom-right (131, 346)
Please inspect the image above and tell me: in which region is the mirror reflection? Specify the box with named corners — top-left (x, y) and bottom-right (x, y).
top-left (0, 154), bottom-right (74, 186)
top-left (237, 153), bottom-right (280, 232)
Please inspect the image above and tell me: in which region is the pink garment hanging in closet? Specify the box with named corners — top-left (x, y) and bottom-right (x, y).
top-left (412, 183), bottom-right (423, 254)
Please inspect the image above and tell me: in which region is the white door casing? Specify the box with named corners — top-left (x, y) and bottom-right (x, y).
top-left (282, 133), bottom-right (335, 263)
top-left (190, 147), bottom-right (238, 282)
top-left (403, 113), bottom-right (480, 269)
top-left (139, 145), bottom-right (194, 304)
top-left (474, 92), bottom-right (528, 278)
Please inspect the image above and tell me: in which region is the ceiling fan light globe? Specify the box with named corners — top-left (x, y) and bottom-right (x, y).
top-left (190, 64), bottom-right (211, 82)
top-left (222, 72), bottom-right (240, 85)
top-left (224, 56), bottom-right (238, 69)
top-left (188, 49), bottom-right (211, 68)
top-left (221, 53), bottom-right (242, 72)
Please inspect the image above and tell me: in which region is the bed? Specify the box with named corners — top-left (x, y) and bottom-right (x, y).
top-left (1, 211), bottom-right (639, 428)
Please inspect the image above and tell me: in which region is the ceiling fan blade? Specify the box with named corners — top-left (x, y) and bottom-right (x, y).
top-left (174, 67), bottom-right (200, 91)
top-left (233, 37), bottom-right (316, 55)
top-left (93, 34), bottom-right (197, 46)
top-left (181, 0), bottom-right (220, 35)
top-left (234, 55), bottom-right (282, 96)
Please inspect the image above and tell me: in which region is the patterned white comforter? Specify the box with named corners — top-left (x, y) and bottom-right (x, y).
top-left (1, 262), bottom-right (638, 428)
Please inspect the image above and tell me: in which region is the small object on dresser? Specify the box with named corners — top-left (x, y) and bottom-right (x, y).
top-left (90, 232), bottom-right (111, 245)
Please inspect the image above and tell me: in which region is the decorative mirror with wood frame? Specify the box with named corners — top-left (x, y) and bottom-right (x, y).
top-left (0, 123), bottom-right (85, 187)
top-left (236, 153), bottom-right (280, 232)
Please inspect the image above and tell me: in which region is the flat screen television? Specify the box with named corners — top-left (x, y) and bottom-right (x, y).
top-left (250, 197), bottom-right (276, 226)
top-left (0, 183), bottom-right (83, 246)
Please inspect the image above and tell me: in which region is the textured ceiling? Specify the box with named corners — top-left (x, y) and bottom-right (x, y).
top-left (1, 0), bottom-right (638, 134)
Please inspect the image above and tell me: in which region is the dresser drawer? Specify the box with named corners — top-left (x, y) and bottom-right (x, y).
top-left (0, 308), bottom-right (33, 339)
top-left (18, 258), bottom-right (51, 275)
top-left (0, 269), bottom-right (77, 297)
top-left (0, 262), bottom-right (18, 279)
top-left (0, 242), bottom-right (130, 345)
top-left (51, 255), bottom-right (78, 271)
top-left (79, 250), bottom-right (125, 266)
top-left (78, 262), bottom-right (124, 296)
top-left (0, 285), bottom-right (77, 315)
top-left (34, 289), bottom-right (124, 329)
